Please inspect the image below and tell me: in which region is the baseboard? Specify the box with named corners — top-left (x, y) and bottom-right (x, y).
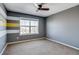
top-left (7, 37), bottom-right (46, 45)
top-left (1, 37), bottom-right (78, 55)
top-left (46, 38), bottom-right (79, 50)
top-left (0, 37), bottom-right (46, 55)
top-left (0, 44), bottom-right (8, 55)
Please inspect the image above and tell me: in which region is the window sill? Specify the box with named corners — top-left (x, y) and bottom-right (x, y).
top-left (20, 33), bottom-right (39, 36)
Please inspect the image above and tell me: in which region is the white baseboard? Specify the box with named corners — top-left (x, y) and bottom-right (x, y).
top-left (0, 37), bottom-right (46, 55)
top-left (1, 37), bottom-right (78, 55)
top-left (0, 44), bottom-right (8, 55)
top-left (46, 38), bottom-right (79, 50)
top-left (7, 37), bottom-right (46, 45)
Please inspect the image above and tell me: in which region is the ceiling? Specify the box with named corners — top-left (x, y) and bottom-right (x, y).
top-left (4, 3), bottom-right (79, 17)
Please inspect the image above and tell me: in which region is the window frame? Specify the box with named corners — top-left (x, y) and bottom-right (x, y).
top-left (20, 17), bottom-right (39, 35)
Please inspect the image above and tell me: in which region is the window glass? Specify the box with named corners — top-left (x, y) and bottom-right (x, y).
top-left (20, 20), bottom-right (30, 26)
top-left (20, 19), bottom-right (39, 35)
top-left (20, 27), bottom-right (29, 35)
top-left (31, 21), bottom-right (38, 26)
top-left (31, 27), bottom-right (38, 34)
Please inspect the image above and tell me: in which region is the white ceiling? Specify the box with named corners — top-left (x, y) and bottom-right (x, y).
top-left (4, 3), bottom-right (79, 17)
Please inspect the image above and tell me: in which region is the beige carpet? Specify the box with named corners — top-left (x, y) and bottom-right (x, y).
top-left (4, 39), bottom-right (79, 55)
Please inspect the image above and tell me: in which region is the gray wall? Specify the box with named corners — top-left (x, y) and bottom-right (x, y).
top-left (0, 4), bottom-right (7, 53)
top-left (7, 11), bottom-right (46, 42)
top-left (46, 5), bottom-right (79, 48)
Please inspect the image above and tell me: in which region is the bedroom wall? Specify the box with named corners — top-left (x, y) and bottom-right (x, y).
top-left (0, 3), bottom-right (7, 53)
top-left (46, 5), bottom-right (79, 48)
top-left (7, 11), bottom-right (46, 42)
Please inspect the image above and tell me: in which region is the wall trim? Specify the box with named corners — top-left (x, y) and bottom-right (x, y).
top-left (1, 37), bottom-right (79, 55)
top-left (0, 37), bottom-right (45, 55)
top-left (7, 37), bottom-right (46, 45)
top-left (0, 44), bottom-right (8, 55)
top-left (46, 38), bottom-right (79, 50)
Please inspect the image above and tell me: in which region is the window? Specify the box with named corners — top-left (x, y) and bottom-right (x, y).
top-left (20, 18), bottom-right (39, 35)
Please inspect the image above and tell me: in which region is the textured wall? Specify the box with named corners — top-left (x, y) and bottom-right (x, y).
top-left (46, 5), bottom-right (79, 48)
top-left (7, 11), bottom-right (46, 42)
top-left (0, 4), bottom-right (7, 53)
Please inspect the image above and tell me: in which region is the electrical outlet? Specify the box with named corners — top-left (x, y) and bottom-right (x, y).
top-left (17, 37), bottom-right (19, 40)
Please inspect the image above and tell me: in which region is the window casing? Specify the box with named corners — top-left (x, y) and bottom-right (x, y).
top-left (20, 18), bottom-right (39, 35)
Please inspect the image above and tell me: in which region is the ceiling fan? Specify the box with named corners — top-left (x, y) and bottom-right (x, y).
top-left (34, 3), bottom-right (49, 12)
